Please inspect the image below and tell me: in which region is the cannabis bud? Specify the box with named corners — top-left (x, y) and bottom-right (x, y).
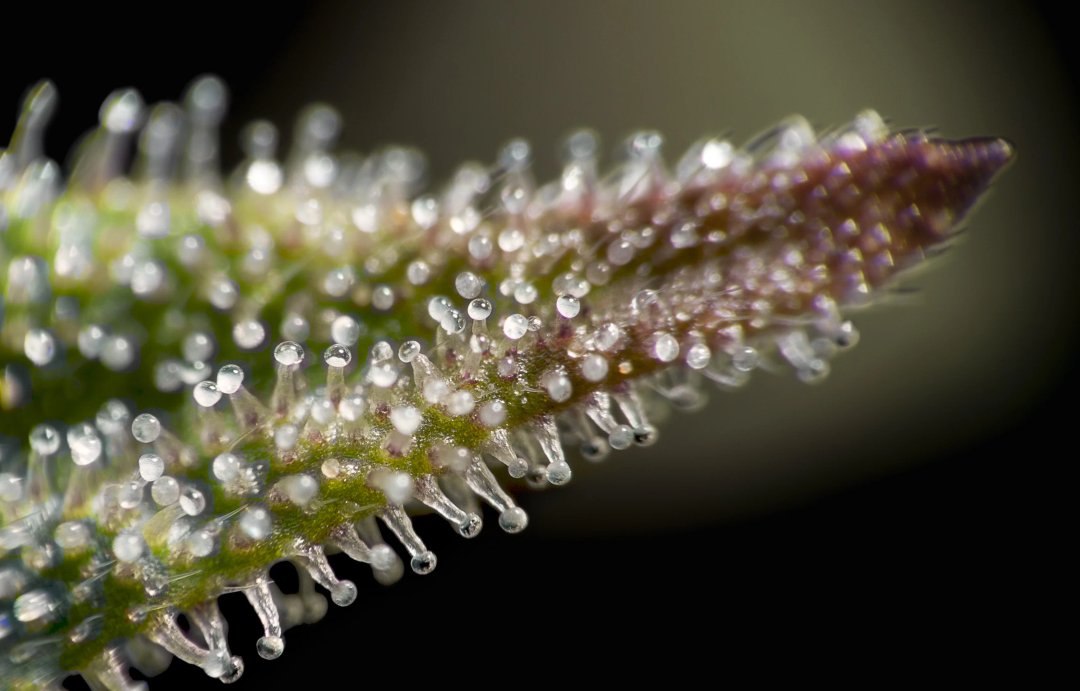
top-left (0, 76), bottom-right (1011, 688)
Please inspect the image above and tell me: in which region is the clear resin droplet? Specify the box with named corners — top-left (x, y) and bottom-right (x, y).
top-left (179, 486), bottom-right (207, 516)
top-left (192, 380), bottom-right (222, 407)
top-left (478, 400), bottom-right (507, 427)
top-left (273, 340), bottom-right (304, 366)
top-left (686, 343), bottom-right (711, 370)
top-left (240, 506), bottom-right (272, 540)
top-left (581, 353), bottom-right (609, 382)
top-left (467, 297), bottom-right (492, 320)
top-left (112, 532), bottom-right (145, 562)
top-left (131, 413), bottom-right (161, 443)
top-left (455, 271), bottom-right (483, 299)
top-left (216, 364), bottom-right (244, 394)
top-left (556, 294), bottom-right (580, 318)
top-left (389, 406), bottom-right (422, 435)
top-left (29, 424), bottom-right (60, 455)
top-left (324, 344), bottom-right (351, 368)
top-left (233, 319), bottom-right (266, 349)
top-left (257, 635), bottom-right (285, 660)
top-left (503, 314), bottom-right (528, 339)
top-left (68, 423), bottom-right (103, 465)
top-left (398, 340), bottom-right (421, 363)
top-left (652, 332), bottom-right (679, 362)
top-left (151, 476), bottom-right (180, 506)
top-left (139, 453), bottom-right (164, 481)
top-left (23, 328), bottom-right (56, 366)
top-left (498, 507), bottom-right (529, 534)
top-left (331, 315), bottom-right (360, 346)
top-left (212, 453), bottom-right (240, 482)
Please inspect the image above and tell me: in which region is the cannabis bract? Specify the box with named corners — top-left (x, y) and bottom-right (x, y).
top-left (0, 77), bottom-right (1012, 688)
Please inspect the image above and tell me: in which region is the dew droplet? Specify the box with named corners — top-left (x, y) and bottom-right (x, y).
top-left (130, 259), bottom-right (165, 295)
top-left (410, 552), bottom-right (437, 576)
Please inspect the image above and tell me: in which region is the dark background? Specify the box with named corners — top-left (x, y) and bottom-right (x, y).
top-left (1, 1), bottom-right (1074, 685)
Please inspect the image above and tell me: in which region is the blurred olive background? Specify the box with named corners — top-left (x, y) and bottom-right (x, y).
top-left (3, 1), bottom-right (1074, 685)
